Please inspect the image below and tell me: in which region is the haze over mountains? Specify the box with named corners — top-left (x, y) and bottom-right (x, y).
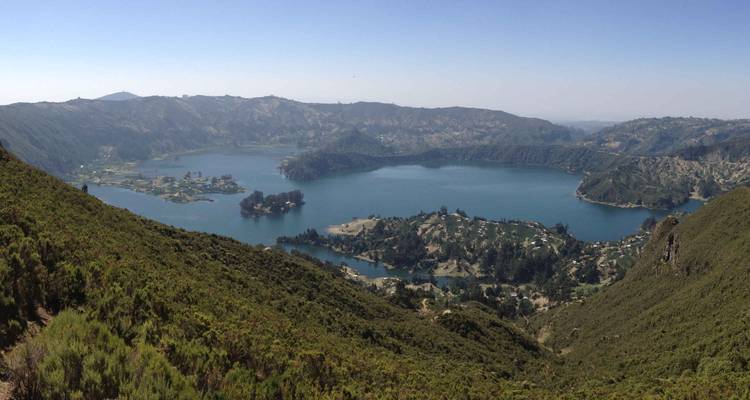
top-left (0, 94), bottom-right (577, 175)
top-left (3, 93), bottom-right (750, 211)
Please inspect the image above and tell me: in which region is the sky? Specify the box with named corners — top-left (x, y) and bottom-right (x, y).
top-left (1, 0), bottom-right (749, 121)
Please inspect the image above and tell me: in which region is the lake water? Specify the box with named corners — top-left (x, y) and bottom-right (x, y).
top-left (88, 147), bottom-right (701, 280)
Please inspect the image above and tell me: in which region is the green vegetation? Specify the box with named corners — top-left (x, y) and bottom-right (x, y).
top-left (5, 311), bottom-right (196, 399)
top-left (532, 187), bottom-right (750, 396)
top-left (279, 211), bottom-right (647, 316)
top-left (0, 145), bottom-right (551, 398)
top-left (239, 190), bottom-right (304, 217)
top-left (3, 135), bottom-right (750, 397)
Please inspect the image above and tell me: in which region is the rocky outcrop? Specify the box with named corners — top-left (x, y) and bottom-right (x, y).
top-left (662, 232), bottom-right (679, 267)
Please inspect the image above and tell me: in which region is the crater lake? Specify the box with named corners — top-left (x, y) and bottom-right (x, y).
top-left (86, 147), bottom-right (702, 280)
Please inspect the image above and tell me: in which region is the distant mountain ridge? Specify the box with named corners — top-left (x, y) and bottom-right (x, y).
top-left (0, 95), bottom-right (577, 175)
top-left (587, 117), bottom-right (750, 155)
top-left (4, 94), bottom-right (750, 209)
top-left (97, 91), bottom-right (141, 101)
top-left (284, 116), bottom-right (750, 208)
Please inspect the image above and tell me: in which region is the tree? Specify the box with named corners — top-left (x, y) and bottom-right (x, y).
top-left (575, 261), bottom-right (600, 284)
top-left (288, 190), bottom-right (304, 205)
top-left (543, 273), bottom-right (575, 303)
top-left (553, 223), bottom-right (568, 235)
top-left (641, 216), bottom-right (658, 231)
top-left (480, 248), bottom-right (498, 273)
top-left (518, 298), bottom-right (535, 316)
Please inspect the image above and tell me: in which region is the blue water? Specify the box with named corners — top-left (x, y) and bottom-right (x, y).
top-left (88, 147), bottom-right (702, 279)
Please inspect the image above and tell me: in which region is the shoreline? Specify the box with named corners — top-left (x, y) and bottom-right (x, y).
top-left (574, 189), bottom-right (646, 209)
top-left (149, 143), bottom-right (302, 161)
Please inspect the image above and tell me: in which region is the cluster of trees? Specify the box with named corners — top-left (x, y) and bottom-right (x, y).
top-left (240, 189), bottom-right (304, 217)
top-left (0, 215), bottom-right (86, 348)
top-left (5, 311), bottom-right (195, 399)
top-left (280, 212), bottom-right (596, 307)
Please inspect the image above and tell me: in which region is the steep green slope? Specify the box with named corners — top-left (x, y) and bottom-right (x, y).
top-left (0, 145), bottom-right (550, 398)
top-left (534, 188), bottom-right (750, 396)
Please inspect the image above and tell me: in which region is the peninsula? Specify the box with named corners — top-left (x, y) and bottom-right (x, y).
top-left (73, 163), bottom-right (245, 203)
top-left (279, 208), bottom-right (652, 313)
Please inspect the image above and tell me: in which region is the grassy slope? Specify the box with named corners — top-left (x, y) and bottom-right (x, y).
top-left (0, 145), bottom-right (551, 398)
top-left (535, 188), bottom-right (750, 397)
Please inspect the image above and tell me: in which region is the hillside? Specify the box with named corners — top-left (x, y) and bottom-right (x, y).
top-left (577, 119), bottom-right (750, 208)
top-left (0, 144), bottom-right (553, 398)
top-left (588, 117), bottom-right (750, 156)
top-left (319, 129), bottom-right (395, 156)
top-left (0, 96), bottom-right (577, 175)
top-left (280, 144), bottom-right (623, 181)
top-left (533, 188), bottom-right (750, 396)
top-left (279, 211), bottom-right (647, 319)
top-left (4, 142), bottom-right (750, 397)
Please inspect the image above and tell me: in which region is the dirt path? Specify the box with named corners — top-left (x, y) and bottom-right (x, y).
top-left (418, 298), bottom-right (430, 315)
top-left (536, 324), bottom-right (552, 344)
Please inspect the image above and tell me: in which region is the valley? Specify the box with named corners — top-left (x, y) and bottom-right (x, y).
top-left (0, 103), bottom-right (747, 399)
top-left (0, 92), bottom-right (747, 400)
top-left (3, 3), bottom-right (748, 398)
top-left (2, 134), bottom-right (749, 398)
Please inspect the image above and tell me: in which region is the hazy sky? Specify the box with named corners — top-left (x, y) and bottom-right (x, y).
top-left (1, 0), bottom-right (749, 120)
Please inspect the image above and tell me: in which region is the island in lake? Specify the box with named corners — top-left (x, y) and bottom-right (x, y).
top-left (72, 163), bottom-right (245, 203)
top-left (240, 190), bottom-right (304, 217)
